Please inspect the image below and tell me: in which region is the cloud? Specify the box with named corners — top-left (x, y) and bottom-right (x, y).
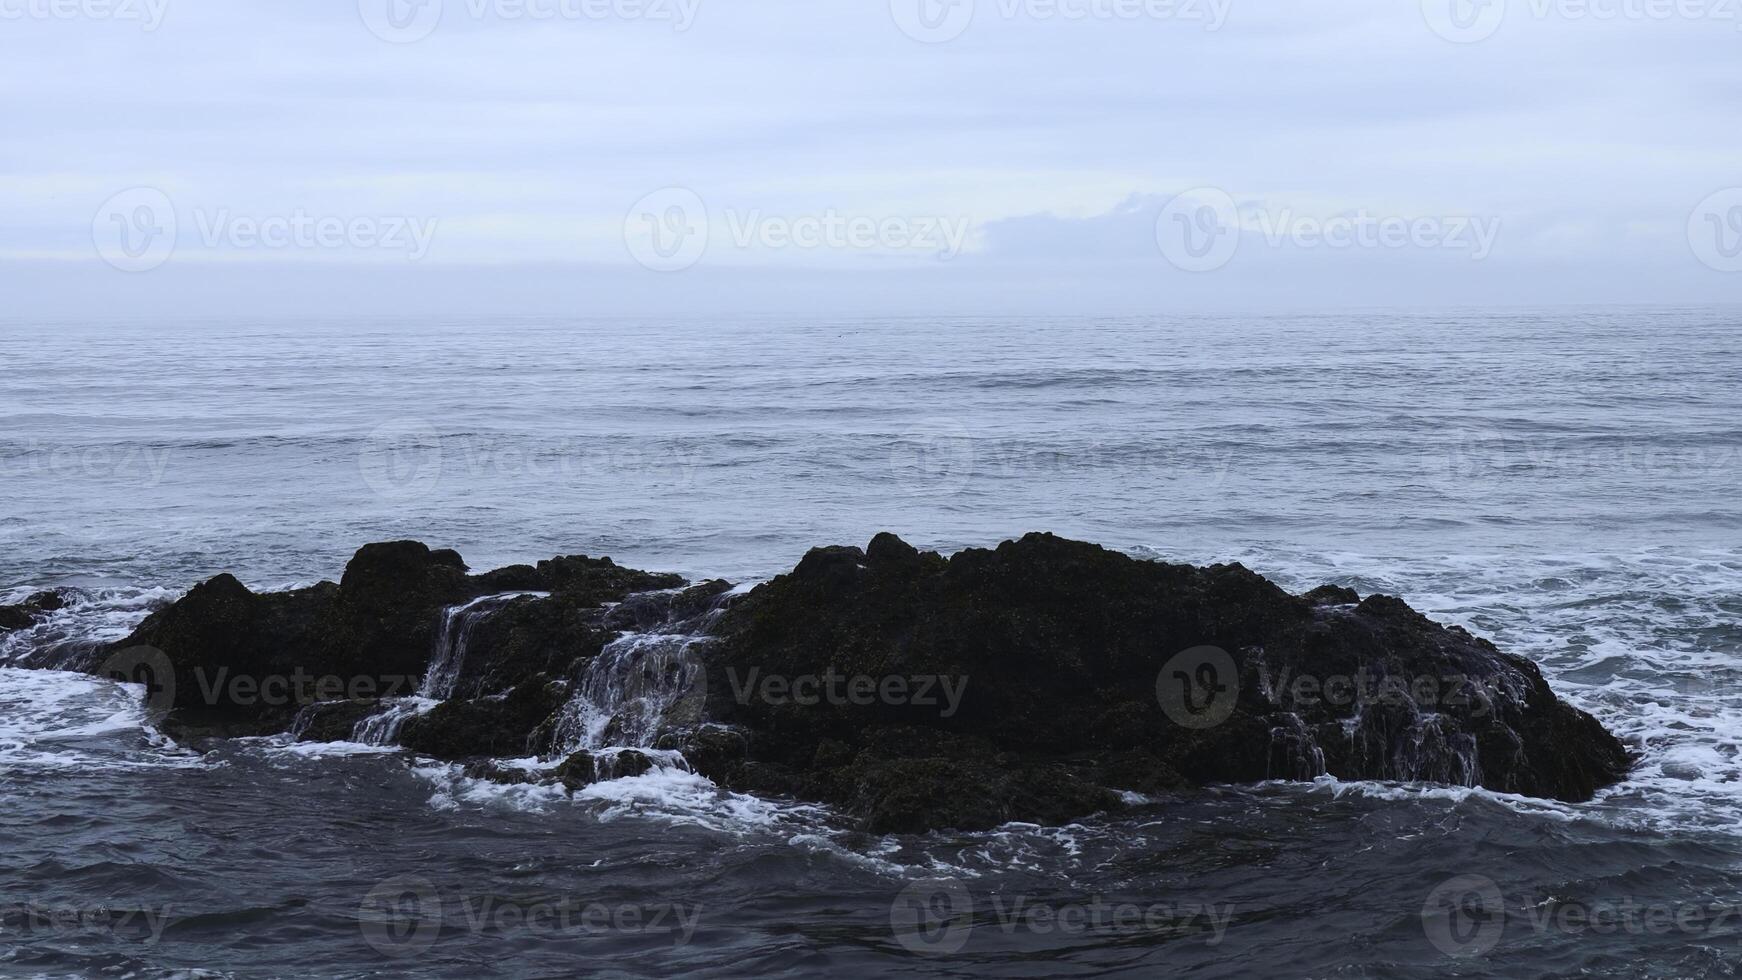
top-left (2, 0), bottom-right (1739, 312)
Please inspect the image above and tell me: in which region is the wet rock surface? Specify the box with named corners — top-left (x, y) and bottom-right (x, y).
top-left (83, 533), bottom-right (1630, 833)
top-left (399, 676), bottom-right (568, 760)
top-left (0, 589), bottom-right (72, 632)
top-left (702, 532), bottom-right (1631, 831)
top-left (292, 699), bottom-right (384, 743)
top-left (100, 541), bottom-right (684, 740)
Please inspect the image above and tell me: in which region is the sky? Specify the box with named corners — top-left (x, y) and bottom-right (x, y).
top-left (2, 0), bottom-right (1741, 316)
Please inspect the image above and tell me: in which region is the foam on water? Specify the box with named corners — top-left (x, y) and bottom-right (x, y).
top-left (0, 586), bottom-right (179, 669)
top-left (1210, 547), bottom-right (1742, 836)
top-left (5, 544), bottom-right (1739, 848)
top-left (0, 667), bottom-right (198, 771)
top-left (239, 734), bottom-right (404, 760)
top-left (410, 757), bottom-right (843, 840)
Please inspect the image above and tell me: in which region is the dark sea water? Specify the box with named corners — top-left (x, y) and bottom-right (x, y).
top-left (3, 310), bottom-right (1741, 978)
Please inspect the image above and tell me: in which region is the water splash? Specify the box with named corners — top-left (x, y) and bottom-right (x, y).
top-left (352, 697), bottom-right (439, 746)
top-left (1268, 713), bottom-right (1328, 781)
top-left (421, 592), bottom-right (546, 700)
top-left (549, 633), bottom-right (710, 754)
top-left (348, 592), bottom-right (541, 746)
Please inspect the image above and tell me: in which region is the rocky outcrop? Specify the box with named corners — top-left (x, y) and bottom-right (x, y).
top-left (399, 676), bottom-right (569, 760)
top-left (0, 589), bottom-right (70, 632)
top-left (101, 541), bottom-right (684, 739)
top-left (291, 699), bottom-right (384, 743)
top-left (79, 533), bottom-right (1631, 835)
top-left (698, 532), bottom-right (1631, 832)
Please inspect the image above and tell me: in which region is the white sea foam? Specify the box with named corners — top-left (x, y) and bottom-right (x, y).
top-left (0, 667), bottom-right (199, 771)
top-left (0, 585), bottom-right (179, 668)
top-left (1196, 547), bottom-right (1742, 836)
top-left (240, 735), bottom-right (404, 760)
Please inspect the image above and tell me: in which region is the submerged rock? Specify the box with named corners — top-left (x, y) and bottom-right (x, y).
top-left (553, 748), bottom-right (657, 791)
top-left (463, 759), bottom-right (553, 787)
top-left (0, 589), bottom-right (72, 632)
top-left (703, 532), bottom-right (1632, 832)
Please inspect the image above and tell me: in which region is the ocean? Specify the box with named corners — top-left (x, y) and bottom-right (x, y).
top-left (2, 310), bottom-right (1740, 977)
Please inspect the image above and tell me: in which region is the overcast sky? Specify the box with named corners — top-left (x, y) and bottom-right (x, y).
top-left (3, 0), bottom-right (1741, 315)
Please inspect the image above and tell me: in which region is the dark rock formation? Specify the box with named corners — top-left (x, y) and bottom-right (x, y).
top-left (101, 541), bottom-right (684, 740)
top-left (399, 677), bottom-right (568, 760)
top-left (292, 699), bottom-right (383, 743)
top-left (78, 532), bottom-right (1630, 836)
top-left (0, 589), bottom-right (71, 632)
top-left (552, 748), bottom-right (656, 790)
top-left (700, 532), bottom-right (1631, 832)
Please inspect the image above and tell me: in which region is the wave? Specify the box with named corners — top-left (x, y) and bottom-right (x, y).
top-left (0, 668), bottom-right (200, 773)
